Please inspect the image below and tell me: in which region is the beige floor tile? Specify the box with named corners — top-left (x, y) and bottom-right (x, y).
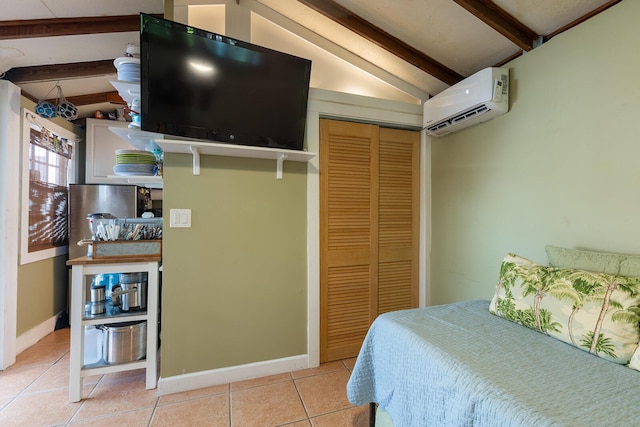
top-left (151, 394), bottom-right (229, 427)
top-left (59, 351), bottom-right (71, 362)
top-left (286, 420), bottom-right (312, 426)
top-left (0, 364), bottom-right (50, 397)
top-left (1, 329), bottom-right (359, 426)
top-left (0, 388), bottom-right (82, 427)
top-left (24, 359), bottom-right (69, 393)
top-left (69, 407), bottom-right (154, 426)
top-left (231, 380), bottom-right (307, 427)
top-left (158, 383), bottom-right (229, 405)
top-left (35, 328), bottom-right (70, 346)
top-left (231, 372), bottom-right (292, 391)
top-left (74, 377), bottom-right (159, 420)
top-left (23, 360), bottom-right (102, 394)
top-left (291, 361), bottom-right (346, 379)
top-left (310, 406), bottom-right (369, 427)
top-left (295, 370), bottom-right (352, 417)
top-left (0, 396), bottom-right (14, 412)
top-left (341, 357), bottom-right (358, 372)
top-left (11, 343), bottom-right (68, 369)
top-left (100, 368), bottom-right (147, 385)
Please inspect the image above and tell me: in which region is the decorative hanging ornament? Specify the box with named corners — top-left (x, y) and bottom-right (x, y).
top-left (35, 100), bottom-right (57, 119)
top-left (35, 83), bottom-right (58, 118)
top-left (35, 83), bottom-right (78, 121)
top-left (56, 85), bottom-right (78, 121)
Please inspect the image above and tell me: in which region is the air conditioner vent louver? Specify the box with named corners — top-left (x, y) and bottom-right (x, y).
top-left (427, 105), bottom-right (491, 133)
top-left (451, 105), bottom-right (488, 123)
top-left (423, 67), bottom-right (510, 137)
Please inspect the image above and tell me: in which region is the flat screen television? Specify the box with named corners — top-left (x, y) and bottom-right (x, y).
top-left (140, 13), bottom-right (312, 151)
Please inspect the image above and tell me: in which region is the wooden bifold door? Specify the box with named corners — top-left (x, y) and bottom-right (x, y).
top-left (320, 118), bottom-right (420, 362)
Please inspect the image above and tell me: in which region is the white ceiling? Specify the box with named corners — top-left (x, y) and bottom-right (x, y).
top-left (0, 0), bottom-right (163, 118)
top-left (0, 0), bottom-right (618, 120)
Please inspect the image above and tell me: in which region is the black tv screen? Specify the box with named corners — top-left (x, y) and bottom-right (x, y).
top-left (140, 13), bottom-right (312, 151)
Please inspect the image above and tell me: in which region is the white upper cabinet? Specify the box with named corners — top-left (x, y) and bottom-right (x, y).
top-left (85, 118), bottom-right (130, 184)
top-left (85, 118), bottom-right (162, 188)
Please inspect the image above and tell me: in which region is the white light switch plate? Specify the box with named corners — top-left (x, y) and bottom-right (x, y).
top-left (170, 209), bottom-right (191, 228)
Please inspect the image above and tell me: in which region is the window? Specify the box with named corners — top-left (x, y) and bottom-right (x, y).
top-left (20, 109), bottom-right (78, 264)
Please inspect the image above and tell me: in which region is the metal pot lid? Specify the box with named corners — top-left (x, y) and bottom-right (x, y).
top-left (102, 320), bottom-right (146, 329)
top-left (87, 213), bottom-right (116, 219)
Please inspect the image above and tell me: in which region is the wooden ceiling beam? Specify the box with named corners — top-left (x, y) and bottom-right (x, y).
top-left (45, 91), bottom-right (125, 106)
top-left (5, 60), bottom-right (124, 107)
top-left (453, 0), bottom-right (539, 51)
top-left (3, 59), bottom-right (116, 83)
top-left (20, 88), bottom-right (124, 107)
top-left (0, 14), bottom-right (162, 40)
top-left (297, 0), bottom-right (463, 85)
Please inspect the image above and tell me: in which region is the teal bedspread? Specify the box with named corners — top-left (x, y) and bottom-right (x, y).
top-left (347, 300), bottom-right (640, 426)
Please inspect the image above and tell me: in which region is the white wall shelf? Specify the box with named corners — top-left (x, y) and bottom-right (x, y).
top-left (110, 80), bottom-right (140, 106)
top-left (106, 175), bottom-right (163, 189)
top-left (156, 139), bottom-right (316, 179)
top-left (108, 126), bottom-right (163, 153)
top-left (108, 81), bottom-right (316, 179)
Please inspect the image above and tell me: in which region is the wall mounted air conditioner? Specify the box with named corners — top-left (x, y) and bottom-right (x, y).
top-left (423, 67), bottom-right (509, 137)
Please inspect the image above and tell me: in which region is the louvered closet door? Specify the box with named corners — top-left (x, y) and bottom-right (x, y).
top-left (320, 119), bottom-right (420, 363)
top-left (320, 119), bottom-right (379, 363)
top-left (378, 127), bottom-right (420, 314)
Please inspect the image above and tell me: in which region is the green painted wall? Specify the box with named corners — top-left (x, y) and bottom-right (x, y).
top-left (161, 152), bottom-right (308, 376)
top-left (16, 257), bottom-right (69, 335)
top-left (430, 1), bottom-right (640, 304)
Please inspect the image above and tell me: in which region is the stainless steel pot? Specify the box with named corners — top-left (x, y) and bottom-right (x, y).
top-left (89, 283), bottom-right (106, 315)
top-left (111, 282), bottom-right (147, 311)
top-left (90, 284), bottom-right (105, 302)
top-left (101, 321), bottom-right (146, 364)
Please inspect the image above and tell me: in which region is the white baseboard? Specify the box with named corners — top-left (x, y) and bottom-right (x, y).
top-left (16, 313), bottom-right (60, 355)
top-left (157, 354), bottom-right (310, 396)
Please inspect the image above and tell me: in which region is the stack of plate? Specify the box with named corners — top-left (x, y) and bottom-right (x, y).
top-left (114, 149), bottom-right (156, 176)
top-left (114, 57), bottom-right (140, 82)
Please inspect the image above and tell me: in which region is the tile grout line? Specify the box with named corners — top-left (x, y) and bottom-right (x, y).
top-left (228, 383), bottom-right (232, 427)
top-left (65, 349), bottom-right (96, 426)
top-left (147, 387), bottom-right (162, 427)
top-left (292, 377), bottom-right (312, 424)
top-left (67, 362), bottom-right (110, 425)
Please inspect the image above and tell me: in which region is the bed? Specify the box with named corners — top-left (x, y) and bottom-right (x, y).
top-left (347, 247), bottom-right (640, 426)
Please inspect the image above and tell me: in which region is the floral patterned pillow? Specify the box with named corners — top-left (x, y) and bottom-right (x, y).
top-left (489, 253), bottom-right (640, 365)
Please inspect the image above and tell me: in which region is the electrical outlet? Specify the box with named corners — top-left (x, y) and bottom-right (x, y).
top-left (169, 209), bottom-right (191, 228)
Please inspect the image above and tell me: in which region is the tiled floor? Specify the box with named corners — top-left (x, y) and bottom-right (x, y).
top-left (0, 328), bottom-right (369, 427)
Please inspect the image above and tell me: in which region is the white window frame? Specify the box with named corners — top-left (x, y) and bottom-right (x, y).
top-left (20, 109), bottom-right (79, 265)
